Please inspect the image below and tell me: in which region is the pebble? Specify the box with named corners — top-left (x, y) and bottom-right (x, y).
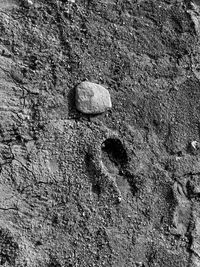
top-left (75, 81), bottom-right (112, 114)
top-left (23, 0), bottom-right (33, 8)
top-left (190, 140), bottom-right (200, 154)
top-left (191, 141), bottom-right (199, 149)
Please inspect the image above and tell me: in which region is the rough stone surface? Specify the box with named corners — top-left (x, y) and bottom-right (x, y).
top-left (1, 0), bottom-right (200, 266)
top-left (23, 0), bottom-right (33, 8)
top-left (75, 81), bottom-right (112, 114)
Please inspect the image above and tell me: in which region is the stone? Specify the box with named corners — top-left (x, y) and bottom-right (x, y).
top-left (191, 141), bottom-right (199, 150)
top-left (189, 140), bottom-right (200, 155)
top-left (23, 0), bottom-right (33, 8)
top-left (75, 81), bottom-right (112, 114)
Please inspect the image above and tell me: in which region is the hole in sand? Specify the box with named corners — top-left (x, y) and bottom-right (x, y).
top-left (101, 138), bottom-right (138, 197)
top-left (101, 138), bottom-right (128, 175)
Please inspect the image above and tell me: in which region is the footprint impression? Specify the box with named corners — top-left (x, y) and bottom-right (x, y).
top-left (101, 138), bottom-right (137, 198)
top-left (86, 133), bottom-right (138, 202)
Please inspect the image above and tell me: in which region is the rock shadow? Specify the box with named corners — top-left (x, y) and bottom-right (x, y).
top-left (67, 86), bottom-right (80, 119)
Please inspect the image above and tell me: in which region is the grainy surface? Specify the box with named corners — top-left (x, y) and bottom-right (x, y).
top-left (0, 0), bottom-right (200, 266)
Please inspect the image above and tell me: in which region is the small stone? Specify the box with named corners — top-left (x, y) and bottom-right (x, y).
top-left (23, 0), bottom-right (33, 8)
top-left (191, 141), bottom-right (199, 149)
top-left (75, 81), bottom-right (112, 114)
top-left (189, 140), bottom-right (200, 154)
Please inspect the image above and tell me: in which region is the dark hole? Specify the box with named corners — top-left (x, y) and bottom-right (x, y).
top-left (176, 151), bottom-right (183, 157)
top-left (52, 214), bottom-right (59, 225)
top-left (101, 138), bottom-right (128, 168)
top-left (92, 183), bottom-right (101, 196)
top-left (35, 240), bottom-right (43, 246)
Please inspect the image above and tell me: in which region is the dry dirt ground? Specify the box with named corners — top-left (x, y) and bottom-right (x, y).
top-left (1, 0), bottom-right (200, 266)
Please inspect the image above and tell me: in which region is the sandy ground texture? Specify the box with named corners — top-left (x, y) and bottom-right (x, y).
top-left (1, 0), bottom-right (200, 266)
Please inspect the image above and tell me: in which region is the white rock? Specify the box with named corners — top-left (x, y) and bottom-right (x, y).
top-left (75, 81), bottom-right (112, 114)
top-left (23, 0), bottom-right (33, 8)
top-left (190, 140), bottom-right (200, 154)
top-left (191, 141), bottom-right (198, 149)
